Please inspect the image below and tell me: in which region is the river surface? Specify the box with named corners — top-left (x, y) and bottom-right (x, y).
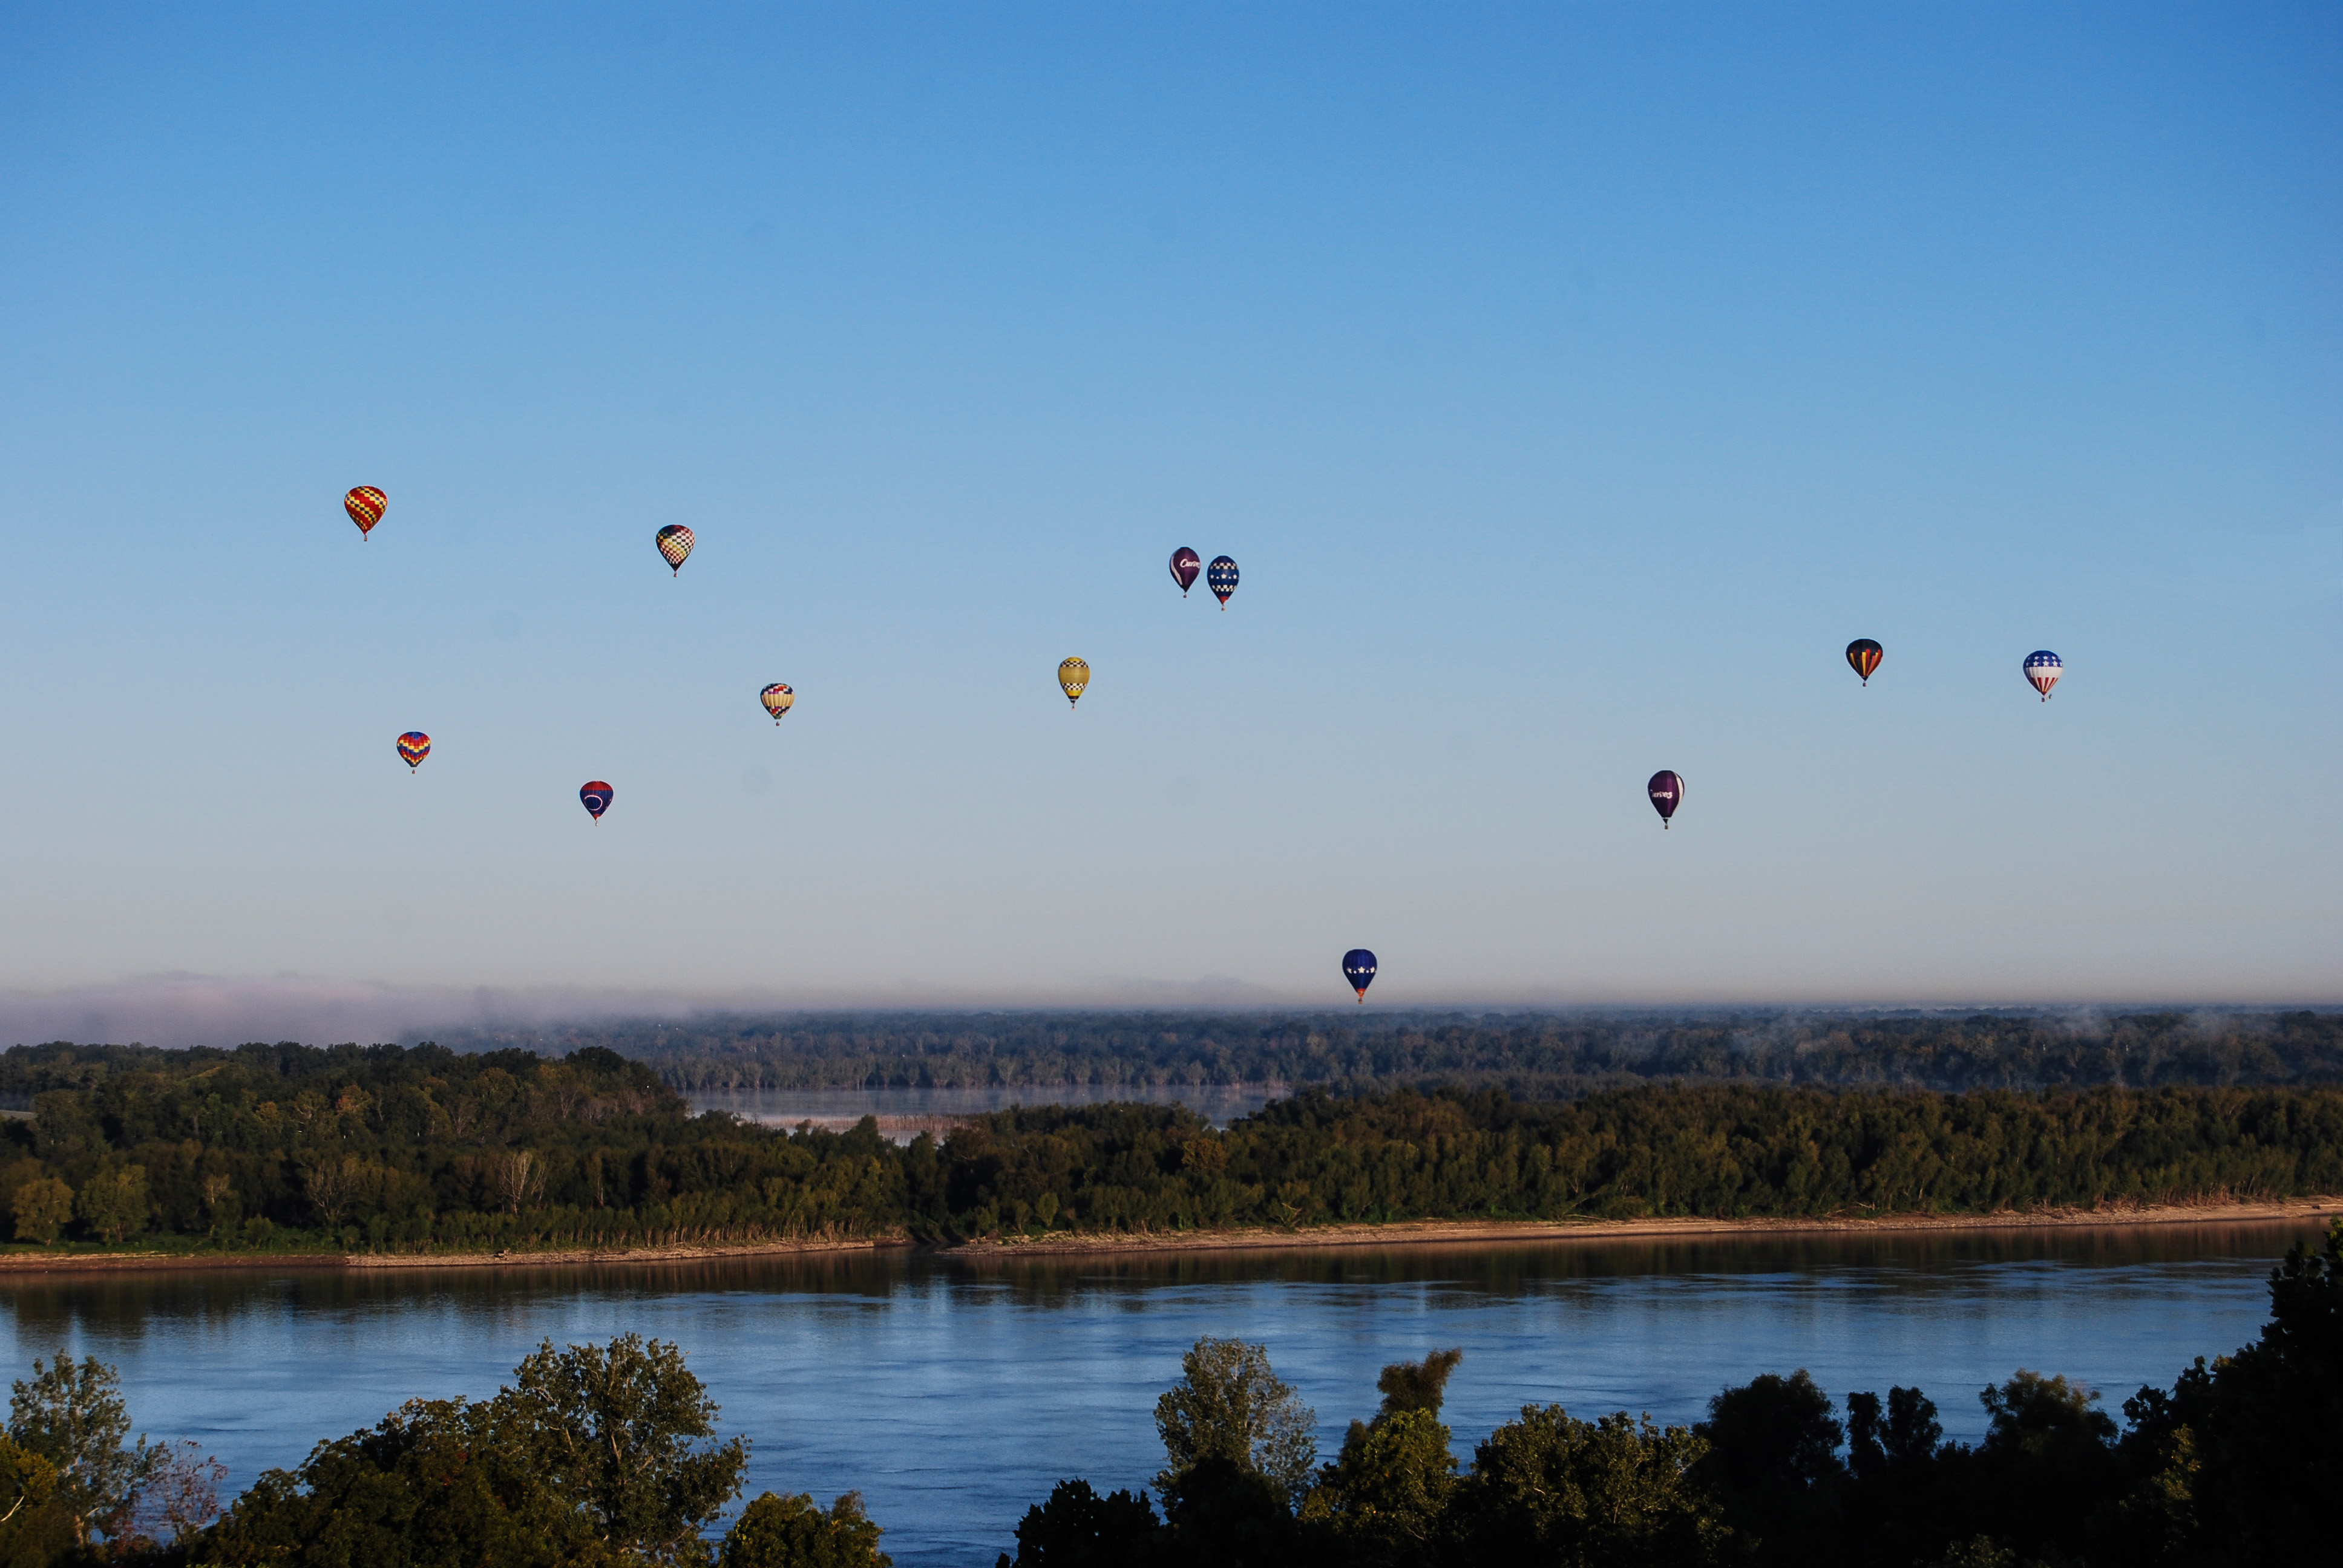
top-left (1, 1219), bottom-right (2316, 1566)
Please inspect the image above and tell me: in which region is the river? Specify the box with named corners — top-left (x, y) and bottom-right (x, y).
top-left (0, 1217), bottom-right (2313, 1566)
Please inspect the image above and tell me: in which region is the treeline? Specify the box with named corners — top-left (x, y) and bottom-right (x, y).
top-left (3, 1221), bottom-right (2335, 1566)
top-left (438, 1008), bottom-right (2343, 1094)
top-left (1, 1038), bottom-right (2338, 1254)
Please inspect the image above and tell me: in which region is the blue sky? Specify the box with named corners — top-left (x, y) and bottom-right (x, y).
top-left (0, 4), bottom-right (2336, 1034)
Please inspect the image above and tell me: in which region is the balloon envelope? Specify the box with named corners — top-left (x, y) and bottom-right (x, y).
top-left (655, 525), bottom-right (695, 575)
top-left (580, 780), bottom-right (614, 820)
top-left (1846, 639), bottom-right (1883, 685)
top-left (396, 731), bottom-right (430, 771)
top-left (1207, 555), bottom-right (1239, 608)
top-left (2024, 650), bottom-right (2062, 700)
top-left (760, 683), bottom-right (795, 722)
top-left (345, 486), bottom-right (387, 538)
top-left (1058, 657), bottom-right (1090, 707)
top-left (1647, 769), bottom-right (1684, 827)
top-left (1342, 949), bottom-right (1378, 1001)
top-left (1170, 547), bottom-right (1201, 595)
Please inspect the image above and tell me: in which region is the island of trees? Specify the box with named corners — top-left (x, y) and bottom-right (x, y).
top-left (0, 1218), bottom-right (2333, 1566)
top-left (0, 1041), bottom-right (2336, 1256)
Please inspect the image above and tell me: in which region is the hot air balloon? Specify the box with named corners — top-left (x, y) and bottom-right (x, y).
top-left (1846, 639), bottom-right (1883, 686)
top-left (1058, 658), bottom-right (1090, 709)
top-left (760, 683), bottom-right (795, 724)
top-left (1342, 949), bottom-right (1378, 1002)
top-left (1648, 770), bottom-right (1684, 828)
top-left (1207, 555), bottom-right (1239, 609)
top-left (655, 525), bottom-right (695, 576)
top-left (345, 487), bottom-right (387, 540)
top-left (396, 732), bottom-right (430, 773)
top-left (580, 780), bottom-right (614, 821)
top-left (1170, 547), bottom-right (1201, 596)
top-left (2024, 650), bottom-right (2062, 701)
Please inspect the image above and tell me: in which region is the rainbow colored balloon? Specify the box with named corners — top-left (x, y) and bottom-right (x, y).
top-left (396, 732), bottom-right (430, 773)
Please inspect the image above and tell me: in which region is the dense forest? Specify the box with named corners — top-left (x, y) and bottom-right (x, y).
top-left (434, 1008), bottom-right (2343, 1094)
top-left (0, 1040), bottom-right (2336, 1254)
top-left (1, 1220), bottom-right (2335, 1566)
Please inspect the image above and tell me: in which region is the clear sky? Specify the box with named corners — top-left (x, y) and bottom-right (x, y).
top-left (1, 3), bottom-right (2336, 1037)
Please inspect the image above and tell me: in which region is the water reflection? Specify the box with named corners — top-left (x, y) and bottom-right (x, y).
top-left (1, 1218), bottom-right (2318, 1568)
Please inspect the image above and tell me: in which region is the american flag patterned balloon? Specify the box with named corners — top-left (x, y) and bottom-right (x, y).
top-left (2024, 650), bottom-right (2062, 701)
top-left (1207, 554), bottom-right (1239, 609)
top-left (345, 487), bottom-right (387, 539)
top-left (396, 731), bottom-right (430, 771)
top-left (655, 525), bottom-right (695, 575)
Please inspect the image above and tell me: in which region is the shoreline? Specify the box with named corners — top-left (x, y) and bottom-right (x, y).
top-left (0, 1198), bottom-right (2331, 1278)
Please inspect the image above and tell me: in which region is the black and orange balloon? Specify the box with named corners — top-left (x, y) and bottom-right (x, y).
top-left (1846, 639), bottom-right (1883, 686)
top-left (346, 487), bottom-right (387, 540)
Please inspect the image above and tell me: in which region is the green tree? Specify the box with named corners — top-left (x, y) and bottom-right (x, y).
top-left (995, 1479), bottom-right (1159, 1567)
top-left (1299, 1408), bottom-right (1456, 1566)
top-left (5, 1351), bottom-right (164, 1547)
top-left (1691, 1370), bottom-right (1844, 1564)
top-left (9, 1179), bottom-right (71, 1246)
top-left (0, 1433), bottom-right (73, 1568)
top-left (502, 1333), bottom-right (749, 1565)
top-left (1449, 1405), bottom-right (1727, 1567)
top-left (2106, 1217), bottom-right (2343, 1564)
top-left (1151, 1338), bottom-right (1316, 1508)
top-left (1300, 1349), bottom-right (1465, 1564)
top-left (72, 1166), bottom-right (149, 1246)
top-left (203, 1396), bottom-right (608, 1568)
top-left (718, 1491), bottom-right (890, 1568)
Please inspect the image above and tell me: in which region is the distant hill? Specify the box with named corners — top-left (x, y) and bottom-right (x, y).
top-left (419, 1008), bottom-right (2343, 1095)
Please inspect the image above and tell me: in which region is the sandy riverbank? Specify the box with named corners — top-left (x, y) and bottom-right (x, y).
top-left (0, 1198), bottom-right (2331, 1276)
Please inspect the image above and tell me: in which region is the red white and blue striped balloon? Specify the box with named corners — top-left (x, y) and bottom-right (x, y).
top-left (2024, 650), bottom-right (2062, 701)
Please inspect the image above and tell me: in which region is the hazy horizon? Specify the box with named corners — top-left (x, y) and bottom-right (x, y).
top-left (2, 973), bottom-right (2333, 1053)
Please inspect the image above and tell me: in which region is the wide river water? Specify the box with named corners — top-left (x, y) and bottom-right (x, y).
top-left (0, 1218), bottom-right (2317, 1566)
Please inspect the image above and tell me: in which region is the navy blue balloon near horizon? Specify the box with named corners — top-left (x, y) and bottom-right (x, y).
top-left (1342, 949), bottom-right (1377, 1003)
top-left (1207, 555), bottom-right (1239, 609)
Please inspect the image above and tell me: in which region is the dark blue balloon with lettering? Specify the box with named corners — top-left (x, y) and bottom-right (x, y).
top-left (580, 780), bottom-right (614, 822)
top-left (1647, 770), bottom-right (1683, 829)
top-left (1342, 948), bottom-right (1377, 1002)
top-left (1207, 555), bottom-right (1239, 609)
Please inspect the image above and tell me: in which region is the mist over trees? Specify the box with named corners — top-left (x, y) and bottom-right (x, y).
top-left (0, 1039), bottom-right (2335, 1255)
top-left (430, 1009), bottom-right (2343, 1096)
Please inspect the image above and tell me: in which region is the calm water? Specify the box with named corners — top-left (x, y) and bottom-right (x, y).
top-left (1, 1220), bottom-right (2318, 1566)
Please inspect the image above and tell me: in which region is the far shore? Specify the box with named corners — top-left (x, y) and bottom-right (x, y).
top-left (0, 1197), bottom-right (2332, 1278)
